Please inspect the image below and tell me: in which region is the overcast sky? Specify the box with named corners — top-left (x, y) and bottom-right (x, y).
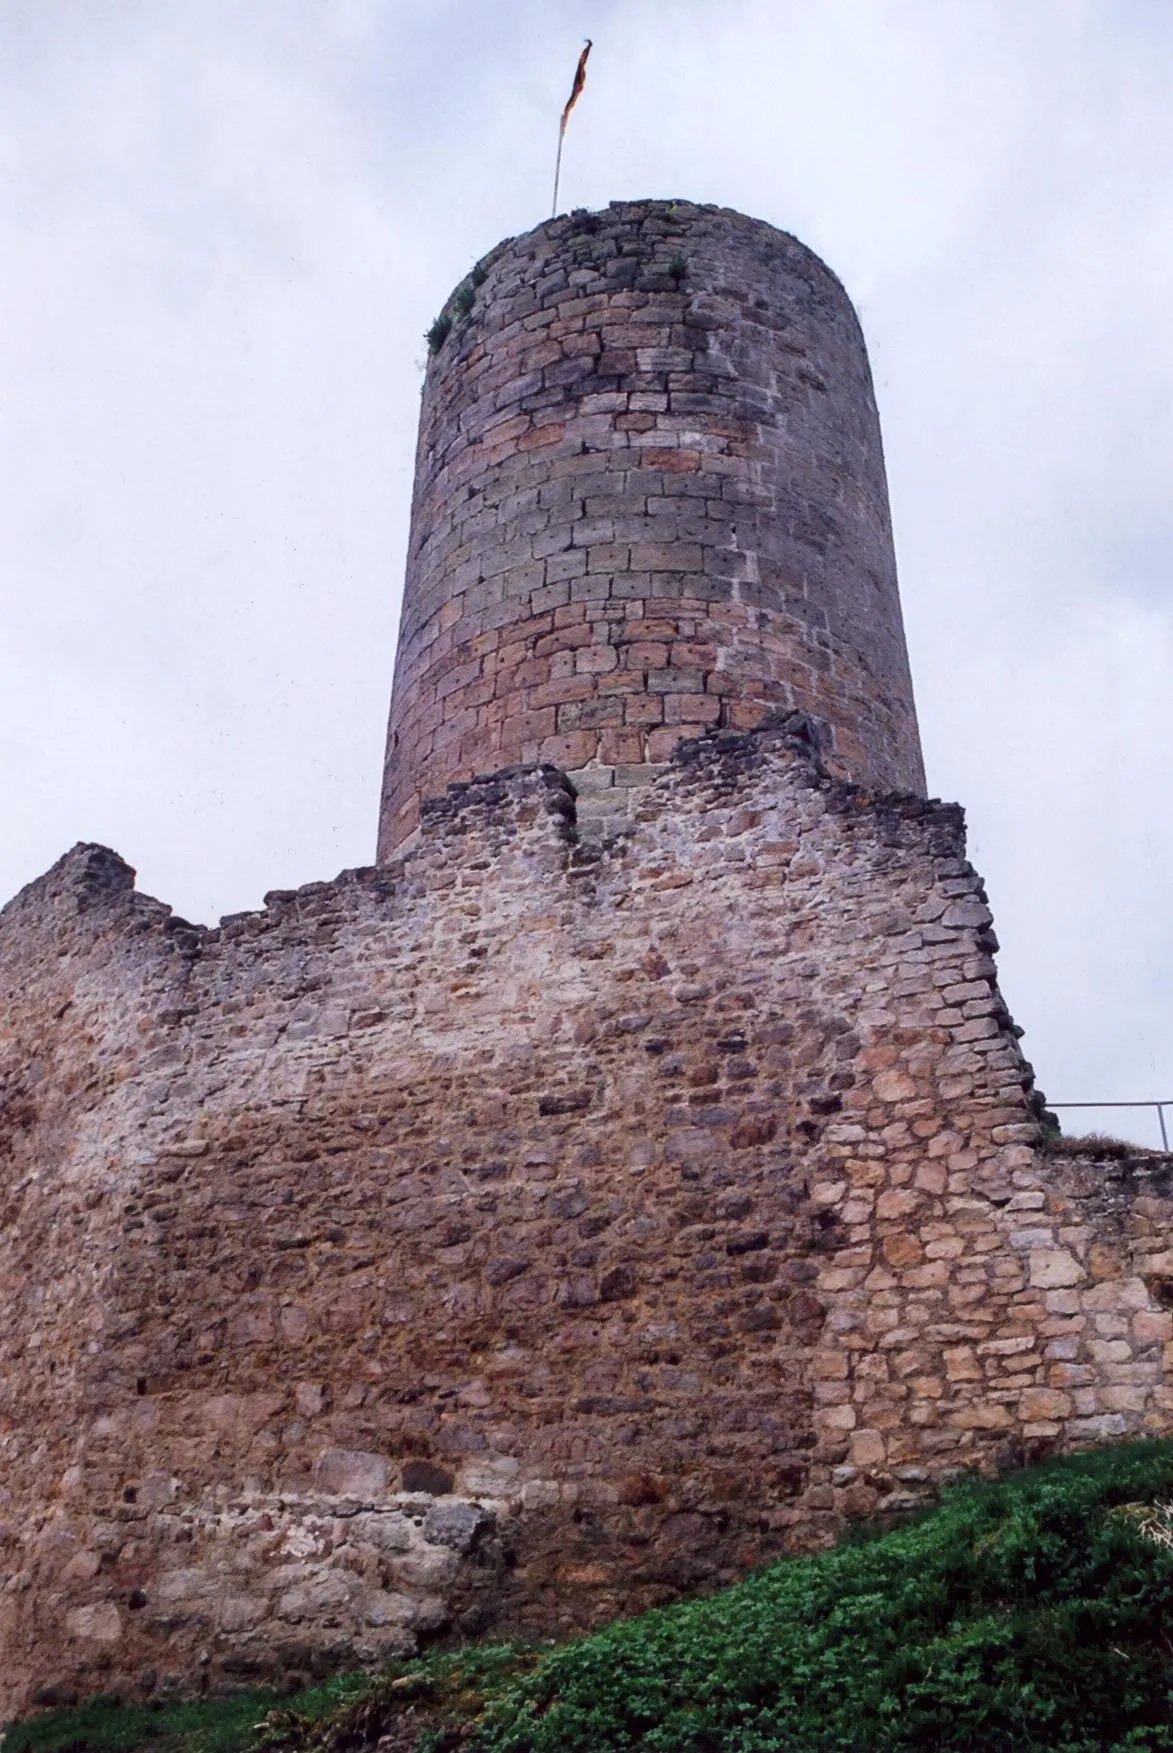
top-left (2, 0), bottom-right (1170, 1145)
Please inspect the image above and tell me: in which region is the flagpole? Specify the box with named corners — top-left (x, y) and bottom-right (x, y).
top-left (552, 123), bottom-right (565, 219)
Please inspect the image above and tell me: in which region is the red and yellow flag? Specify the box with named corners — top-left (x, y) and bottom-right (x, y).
top-left (552, 39), bottom-right (593, 216)
top-left (560, 39), bottom-right (592, 138)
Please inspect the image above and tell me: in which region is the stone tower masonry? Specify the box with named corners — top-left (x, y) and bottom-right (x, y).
top-left (3, 202), bottom-right (1173, 1716)
top-left (378, 201), bottom-right (925, 855)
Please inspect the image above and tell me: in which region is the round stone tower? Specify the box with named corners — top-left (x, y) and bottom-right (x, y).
top-left (377, 199), bottom-right (925, 857)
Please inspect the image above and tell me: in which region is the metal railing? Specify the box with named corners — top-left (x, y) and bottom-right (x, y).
top-left (1049, 1101), bottom-right (1172, 1152)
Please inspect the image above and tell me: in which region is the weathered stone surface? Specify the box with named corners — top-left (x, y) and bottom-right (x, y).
top-left (315, 1450), bottom-right (391, 1497)
top-left (64, 1604), bottom-right (122, 1644)
top-left (1030, 1249), bottom-right (1087, 1289)
top-left (422, 1502), bottom-right (495, 1554)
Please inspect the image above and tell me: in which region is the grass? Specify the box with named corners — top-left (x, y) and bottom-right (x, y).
top-left (1043, 1130), bottom-right (1159, 1159)
top-left (2, 1671), bottom-right (369, 1753)
top-left (12, 1442), bottom-right (1173, 1753)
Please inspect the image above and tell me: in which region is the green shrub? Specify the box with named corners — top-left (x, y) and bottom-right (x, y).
top-left (425, 309), bottom-right (452, 354)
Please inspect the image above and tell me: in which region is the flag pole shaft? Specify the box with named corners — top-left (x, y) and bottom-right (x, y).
top-left (552, 125), bottom-right (565, 218)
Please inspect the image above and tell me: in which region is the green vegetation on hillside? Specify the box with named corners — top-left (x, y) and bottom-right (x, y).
top-left (11, 1441), bottom-right (1173, 1753)
top-left (1, 1672), bottom-right (372, 1753)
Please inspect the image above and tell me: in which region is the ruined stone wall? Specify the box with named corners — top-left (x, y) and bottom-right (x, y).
top-left (377, 200), bottom-right (925, 856)
top-left (3, 727), bottom-right (1172, 1714)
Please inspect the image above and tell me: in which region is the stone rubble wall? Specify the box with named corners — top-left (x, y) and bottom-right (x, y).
top-left (2, 724), bottom-right (1171, 1712)
top-left (377, 200), bottom-right (925, 856)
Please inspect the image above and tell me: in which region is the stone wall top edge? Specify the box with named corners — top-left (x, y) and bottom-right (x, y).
top-left (0, 841), bottom-right (138, 931)
top-left (666, 716), bottom-right (966, 845)
top-left (0, 770), bottom-right (575, 975)
top-left (0, 840), bottom-right (389, 965)
top-left (417, 760), bottom-right (577, 830)
top-left (411, 721), bottom-right (965, 866)
top-left (2, 731), bottom-right (972, 995)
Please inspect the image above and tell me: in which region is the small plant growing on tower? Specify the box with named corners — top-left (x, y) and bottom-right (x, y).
top-left (426, 309), bottom-right (453, 354)
top-left (470, 260), bottom-right (488, 288)
top-left (454, 280), bottom-right (476, 318)
top-left (668, 250), bottom-right (688, 284)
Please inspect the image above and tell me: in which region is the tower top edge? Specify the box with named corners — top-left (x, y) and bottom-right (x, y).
top-left (503, 197), bottom-right (819, 251)
top-left (437, 199), bottom-right (854, 329)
